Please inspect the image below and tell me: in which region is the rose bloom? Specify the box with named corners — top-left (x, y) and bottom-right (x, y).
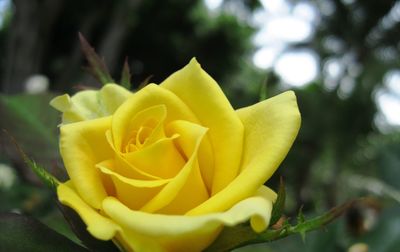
top-left (50, 59), bottom-right (300, 252)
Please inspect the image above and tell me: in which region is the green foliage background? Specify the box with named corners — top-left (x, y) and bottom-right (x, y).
top-left (0, 0), bottom-right (399, 251)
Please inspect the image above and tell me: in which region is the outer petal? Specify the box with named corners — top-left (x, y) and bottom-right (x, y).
top-left (102, 194), bottom-right (273, 252)
top-left (160, 58), bottom-right (244, 194)
top-left (57, 182), bottom-right (120, 240)
top-left (257, 185), bottom-right (277, 203)
top-left (99, 84), bottom-right (133, 115)
top-left (50, 84), bottom-right (132, 124)
top-left (60, 116), bottom-right (112, 209)
top-left (187, 91), bottom-right (300, 215)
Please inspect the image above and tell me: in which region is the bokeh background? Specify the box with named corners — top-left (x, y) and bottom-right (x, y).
top-left (0, 0), bottom-right (399, 251)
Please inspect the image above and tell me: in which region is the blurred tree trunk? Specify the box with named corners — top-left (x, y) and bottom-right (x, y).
top-left (98, 0), bottom-right (142, 72)
top-left (2, 0), bottom-right (64, 94)
top-left (81, 0), bottom-right (142, 86)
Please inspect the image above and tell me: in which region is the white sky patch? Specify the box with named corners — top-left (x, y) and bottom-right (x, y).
top-left (0, 0), bottom-right (10, 28)
top-left (293, 2), bottom-right (319, 23)
top-left (252, 8), bottom-right (269, 26)
top-left (375, 70), bottom-right (400, 127)
top-left (260, 0), bottom-right (289, 13)
top-left (324, 58), bottom-right (344, 79)
top-left (252, 0), bottom-right (317, 88)
top-left (254, 16), bottom-right (312, 45)
top-left (204, 0), bottom-right (223, 10)
top-left (253, 45), bottom-right (284, 69)
top-left (384, 70), bottom-right (400, 95)
top-left (274, 50), bottom-right (318, 87)
top-left (376, 91), bottom-right (400, 126)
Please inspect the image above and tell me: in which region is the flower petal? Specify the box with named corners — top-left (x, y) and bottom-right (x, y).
top-left (121, 105), bottom-right (167, 152)
top-left (97, 160), bottom-right (169, 210)
top-left (105, 130), bottom-right (162, 180)
top-left (57, 182), bottom-right (120, 240)
top-left (50, 84), bottom-right (132, 124)
top-left (60, 116), bottom-right (112, 209)
top-left (256, 185), bottom-right (277, 203)
top-left (123, 136), bottom-right (185, 179)
top-left (99, 84), bottom-right (133, 115)
top-left (102, 193), bottom-right (273, 252)
top-left (139, 120), bottom-right (208, 213)
top-left (157, 120), bottom-right (210, 214)
top-left (111, 83), bottom-right (216, 191)
top-left (160, 58), bottom-right (244, 194)
top-left (112, 84), bottom-right (199, 150)
top-left (187, 91), bottom-right (300, 215)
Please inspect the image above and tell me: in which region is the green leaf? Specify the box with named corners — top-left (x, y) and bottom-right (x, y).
top-left (57, 203), bottom-right (119, 252)
top-left (120, 58), bottom-right (132, 89)
top-left (270, 177), bottom-right (286, 226)
top-left (0, 213), bottom-right (88, 252)
top-left (0, 93), bottom-right (59, 152)
top-left (0, 93), bottom-right (65, 181)
top-left (4, 130), bottom-right (60, 190)
top-left (79, 32), bottom-right (114, 85)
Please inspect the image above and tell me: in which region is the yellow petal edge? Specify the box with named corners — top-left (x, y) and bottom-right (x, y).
top-left (57, 181), bottom-right (274, 252)
top-left (187, 90), bottom-right (301, 215)
top-left (57, 182), bottom-right (120, 240)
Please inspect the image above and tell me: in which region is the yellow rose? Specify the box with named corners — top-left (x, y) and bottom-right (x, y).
top-left (51, 58), bottom-right (300, 252)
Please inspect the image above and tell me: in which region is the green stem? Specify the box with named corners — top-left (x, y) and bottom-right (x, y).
top-left (205, 199), bottom-right (358, 252)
